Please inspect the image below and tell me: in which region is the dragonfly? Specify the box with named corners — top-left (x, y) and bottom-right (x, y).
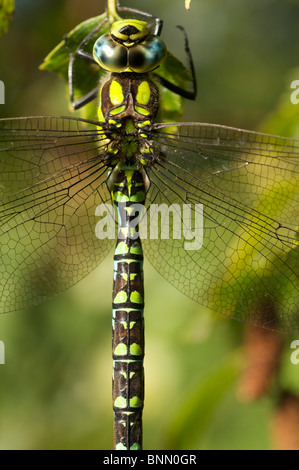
top-left (0, 0), bottom-right (298, 450)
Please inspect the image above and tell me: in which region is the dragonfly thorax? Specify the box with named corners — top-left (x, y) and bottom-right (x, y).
top-left (99, 73), bottom-right (159, 127)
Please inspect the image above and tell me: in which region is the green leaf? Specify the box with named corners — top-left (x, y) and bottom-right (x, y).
top-left (155, 51), bottom-right (194, 122)
top-left (0, 0), bottom-right (14, 39)
top-left (164, 353), bottom-right (241, 449)
top-left (40, 13), bottom-right (109, 120)
top-left (156, 50), bottom-right (194, 96)
top-left (157, 86), bottom-right (183, 124)
top-left (40, 14), bottom-right (107, 79)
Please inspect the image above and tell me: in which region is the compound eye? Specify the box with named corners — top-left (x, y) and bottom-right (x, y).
top-left (93, 34), bottom-right (128, 72)
top-left (128, 35), bottom-right (167, 73)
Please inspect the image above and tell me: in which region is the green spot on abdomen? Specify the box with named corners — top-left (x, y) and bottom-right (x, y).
top-left (114, 291), bottom-right (128, 303)
top-left (130, 243), bottom-right (142, 255)
top-left (130, 443), bottom-right (141, 451)
top-left (113, 192), bottom-right (129, 202)
top-left (115, 242), bottom-right (129, 255)
top-left (130, 396), bottom-right (142, 408)
top-left (116, 443), bottom-right (127, 450)
top-left (114, 343), bottom-right (128, 355)
top-left (114, 396), bottom-right (127, 408)
top-left (130, 291), bottom-right (143, 304)
top-left (130, 343), bottom-right (143, 356)
top-left (130, 191), bottom-right (146, 202)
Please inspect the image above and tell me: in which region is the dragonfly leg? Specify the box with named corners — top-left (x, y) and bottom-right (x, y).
top-left (64, 17), bottom-right (108, 110)
top-left (117, 1), bottom-right (163, 36)
top-left (155, 25), bottom-right (197, 100)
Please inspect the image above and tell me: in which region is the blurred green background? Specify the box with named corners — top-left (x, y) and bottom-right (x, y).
top-left (0, 0), bottom-right (299, 450)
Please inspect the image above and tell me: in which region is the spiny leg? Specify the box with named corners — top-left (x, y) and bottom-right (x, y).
top-left (116, 0), bottom-right (163, 36)
top-left (156, 25), bottom-right (197, 100)
top-left (63, 16), bottom-right (108, 110)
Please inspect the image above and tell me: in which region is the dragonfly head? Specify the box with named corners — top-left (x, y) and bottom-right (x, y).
top-left (93, 19), bottom-right (167, 73)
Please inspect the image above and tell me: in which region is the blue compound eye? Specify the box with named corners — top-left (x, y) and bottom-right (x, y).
top-left (93, 34), bottom-right (128, 72)
top-left (128, 35), bottom-right (167, 73)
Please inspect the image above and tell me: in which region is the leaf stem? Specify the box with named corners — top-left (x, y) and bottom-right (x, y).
top-left (107, 0), bottom-right (121, 23)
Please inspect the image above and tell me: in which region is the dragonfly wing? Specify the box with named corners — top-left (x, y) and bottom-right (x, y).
top-left (0, 117), bottom-right (114, 312)
top-left (142, 122), bottom-right (299, 333)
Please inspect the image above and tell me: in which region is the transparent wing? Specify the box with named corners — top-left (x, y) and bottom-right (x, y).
top-left (142, 122), bottom-right (299, 333)
top-left (0, 117), bottom-right (114, 312)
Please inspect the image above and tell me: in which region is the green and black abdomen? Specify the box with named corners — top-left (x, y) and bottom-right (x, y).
top-left (111, 166), bottom-right (146, 450)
